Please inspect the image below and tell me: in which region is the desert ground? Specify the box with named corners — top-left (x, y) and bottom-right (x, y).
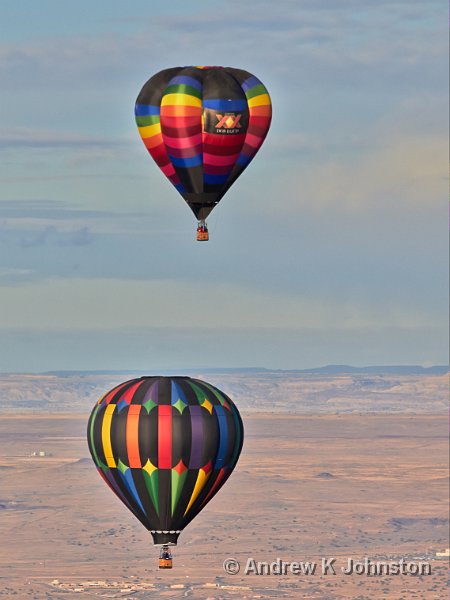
top-left (0, 411), bottom-right (447, 599)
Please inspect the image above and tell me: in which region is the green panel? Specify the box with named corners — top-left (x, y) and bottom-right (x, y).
top-left (163, 84), bottom-right (203, 99)
top-left (171, 469), bottom-right (188, 515)
top-left (188, 381), bottom-right (211, 405)
top-left (142, 398), bottom-right (157, 414)
top-left (245, 83), bottom-right (268, 100)
top-left (117, 458), bottom-right (128, 475)
top-left (142, 469), bottom-right (159, 516)
top-left (200, 381), bottom-right (226, 405)
top-left (135, 115), bottom-right (160, 127)
top-left (88, 404), bottom-right (102, 467)
top-left (172, 398), bottom-right (186, 414)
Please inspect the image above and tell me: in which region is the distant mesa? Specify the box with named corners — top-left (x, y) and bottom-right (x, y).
top-left (315, 472), bottom-right (335, 479)
top-left (41, 364), bottom-right (449, 376)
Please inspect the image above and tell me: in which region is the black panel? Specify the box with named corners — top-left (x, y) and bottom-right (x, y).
top-left (170, 469), bottom-right (199, 528)
top-left (158, 377), bottom-right (171, 405)
top-left (111, 406), bottom-right (128, 466)
top-left (131, 376), bottom-right (157, 404)
top-left (131, 468), bottom-right (159, 528)
top-left (136, 67), bottom-right (181, 105)
top-left (91, 403), bottom-right (106, 466)
top-left (158, 469), bottom-right (171, 530)
top-left (138, 407), bottom-right (158, 466)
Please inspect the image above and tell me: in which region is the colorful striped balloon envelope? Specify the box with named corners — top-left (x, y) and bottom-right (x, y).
top-left (135, 66), bottom-right (272, 238)
top-left (87, 376), bottom-right (244, 548)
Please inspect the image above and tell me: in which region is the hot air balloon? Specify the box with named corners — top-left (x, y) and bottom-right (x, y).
top-left (87, 376), bottom-right (244, 568)
top-left (135, 66), bottom-right (272, 241)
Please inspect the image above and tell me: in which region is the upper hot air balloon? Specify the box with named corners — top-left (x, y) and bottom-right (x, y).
top-left (135, 66), bottom-right (272, 241)
top-left (87, 376), bottom-right (244, 568)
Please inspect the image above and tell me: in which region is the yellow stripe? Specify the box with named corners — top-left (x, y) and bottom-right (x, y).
top-left (102, 404), bottom-right (116, 468)
top-left (138, 123), bottom-right (161, 138)
top-left (184, 468), bottom-right (210, 516)
top-left (161, 93), bottom-right (202, 107)
top-left (248, 93), bottom-right (271, 108)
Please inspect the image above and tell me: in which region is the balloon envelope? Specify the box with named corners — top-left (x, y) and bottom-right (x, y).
top-left (87, 376), bottom-right (244, 545)
top-left (135, 66), bottom-right (272, 220)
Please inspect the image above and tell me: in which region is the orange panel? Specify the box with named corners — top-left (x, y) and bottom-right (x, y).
top-left (126, 404), bottom-right (142, 468)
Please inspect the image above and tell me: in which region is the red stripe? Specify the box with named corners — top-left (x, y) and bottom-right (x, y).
top-left (126, 404), bottom-right (142, 468)
top-left (158, 405), bottom-right (172, 469)
top-left (203, 132), bottom-right (246, 146)
top-left (162, 123), bottom-right (200, 137)
top-left (203, 164), bottom-right (234, 175)
top-left (163, 144), bottom-right (202, 159)
top-left (162, 133), bottom-right (202, 149)
top-left (203, 143), bottom-right (244, 156)
top-left (120, 380), bottom-right (144, 404)
top-left (201, 468), bottom-right (227, 506)
top-left (162, 117), bottom-right (200, 129)
top-left (104, 382), bottom-right (129, 405)
top-left (148, 143), bottom-right (169, 161)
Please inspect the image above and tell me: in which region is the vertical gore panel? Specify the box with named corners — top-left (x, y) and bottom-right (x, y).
top-left (158, 405), bottom-right (172, 468)
top-left (102, 404), bottom-right (116, 467)
top-left (188, 405), bottom-right (203, 468)
top-left (126, 404), bottom-right (142, 468)
top-left (110, 406), bottom-right (128, 466)
top-left (214, 405), bottom-right (229, 469)
top-left (139, 407), bottom-right (158, 466)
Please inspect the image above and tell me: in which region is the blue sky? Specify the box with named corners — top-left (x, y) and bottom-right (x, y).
top-left (0, 0), bottom-right (447, 371)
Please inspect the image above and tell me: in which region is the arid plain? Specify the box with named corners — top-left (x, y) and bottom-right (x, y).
top-left (0, 370), bottom-right (448, 599)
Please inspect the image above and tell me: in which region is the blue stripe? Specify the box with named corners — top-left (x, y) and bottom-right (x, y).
top-left (119, 469), bottom-right (147, 516)
top-left (203, 99), bottom-right (248, 112)
top-left (204, 173), bottom-right (230, 185)
top-left (241, 76), bottom-right (261, 92)
top-left (169, 154), bottom-right (202, 168)
top-left (169, 75), bottom-right (203, 91)
top-left (237, 153), bottom-right (252, 167)
top-left (116, 399), bottom-right (129, 413)
top-left (135, 104), bottom-right (160, 116)
top-left (174, 182), bottom-right (186, 193)
top-left (171, 381), bottom-right (188, 405)
top-left (214, 405), bottom-right (229, 469)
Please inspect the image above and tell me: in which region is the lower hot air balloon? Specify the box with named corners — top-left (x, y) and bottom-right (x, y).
top-left (87, 376), bottom-right (244, 568)
top-left (135, 66), bottom-right (272, 241)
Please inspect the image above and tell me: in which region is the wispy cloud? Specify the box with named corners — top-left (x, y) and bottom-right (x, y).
top-left (0, 127), bottom-right (132, 149)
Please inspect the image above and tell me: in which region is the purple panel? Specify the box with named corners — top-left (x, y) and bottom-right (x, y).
top-left (143, 380), bottom-right (159, 404)
top-left (188, 405), bottom-right (203, 468)
top-left (102, 468), bottom-right (134, 512)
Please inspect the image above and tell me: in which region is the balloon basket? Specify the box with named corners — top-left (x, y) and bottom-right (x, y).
top-left (159, 545), bottom-right (173, 569)
top-left (196, 220), bottom-right (209, 241)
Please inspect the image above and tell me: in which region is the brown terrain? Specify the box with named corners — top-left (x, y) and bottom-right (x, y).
top-left (0, 374), bottom-right (448, 600)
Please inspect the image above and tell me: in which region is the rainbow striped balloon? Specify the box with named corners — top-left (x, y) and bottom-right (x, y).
top-left (135, 66), bottom-right (272, 222)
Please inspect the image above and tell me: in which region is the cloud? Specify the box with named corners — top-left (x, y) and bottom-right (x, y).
top-left (0, 199), bottom-right (146, 235)
top-left (0, 127), bottom-right (132, 150)
top-left (260, 129), bottom-right (447, 218)
top-left (0, 0), bottom-right (444, 98)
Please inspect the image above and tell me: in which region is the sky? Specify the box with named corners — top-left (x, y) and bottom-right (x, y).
top-left (0, 0), bottom-right (447, 372)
